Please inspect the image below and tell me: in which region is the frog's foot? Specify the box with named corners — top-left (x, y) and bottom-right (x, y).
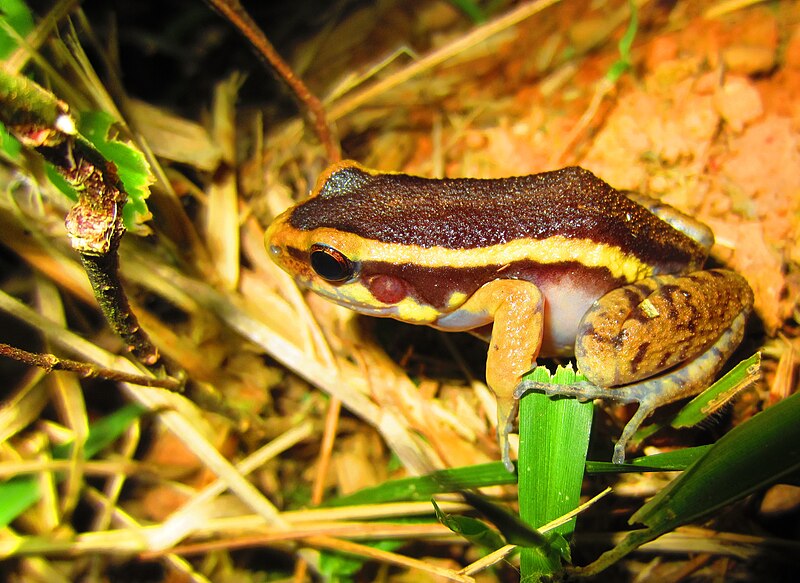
top-left (612, 400), bottom-right (656, 464)
top-left (514, 380), bottom-right (640, 403)
top-left (496, 396), bottom-right (519, 473)
top-left (513, 379), bottom-right (656, 463)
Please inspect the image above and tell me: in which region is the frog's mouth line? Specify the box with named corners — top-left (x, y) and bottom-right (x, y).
top-left (301, 279), bottom-right (402, 317)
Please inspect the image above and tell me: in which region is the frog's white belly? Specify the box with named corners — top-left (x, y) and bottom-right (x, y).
top-left (434, 276), bottom-right (606, 357)
top-left (538, 280), bottom-right (601, 357)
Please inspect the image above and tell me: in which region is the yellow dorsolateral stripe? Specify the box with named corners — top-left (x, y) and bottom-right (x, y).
top-left (302, 228), bottom-right (654, 283)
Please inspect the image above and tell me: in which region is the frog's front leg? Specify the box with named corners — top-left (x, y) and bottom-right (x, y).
top-left (517, 269), bottom-right (753, 463)
top-left (447, 280), bottom-right (544, 472)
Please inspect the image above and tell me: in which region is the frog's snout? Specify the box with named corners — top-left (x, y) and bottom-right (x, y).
top-left (265, 214), bottom-right (291, 265)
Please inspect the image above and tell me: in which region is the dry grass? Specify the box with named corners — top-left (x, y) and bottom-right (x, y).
top-left (0, 0), bottom-right (798, 581)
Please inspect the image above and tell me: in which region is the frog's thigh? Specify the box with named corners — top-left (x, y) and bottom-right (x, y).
top-left (576, 269), bottom-right (753, 387)
top-left (609, 310), bottom-right (748, 463)
top-left (460, 279), bottom-right (544, 470)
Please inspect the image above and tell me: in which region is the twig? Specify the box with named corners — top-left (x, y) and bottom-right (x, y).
top-left (0, 343), bottom-right (182, 390)
top-left (0, 68), bottom-right (163, 372)
top-left (205, 0), bottom-right (340, 162)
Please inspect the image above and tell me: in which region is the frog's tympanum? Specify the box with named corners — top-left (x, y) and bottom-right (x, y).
top-left (266, 161), bottom-right (753, 470)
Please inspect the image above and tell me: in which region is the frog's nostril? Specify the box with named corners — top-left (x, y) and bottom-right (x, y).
top-left (269, 244), bottom-right (281, 257)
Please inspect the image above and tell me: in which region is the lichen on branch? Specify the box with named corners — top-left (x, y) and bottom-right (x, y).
top-left (0, 68), bottom-right (166, 374)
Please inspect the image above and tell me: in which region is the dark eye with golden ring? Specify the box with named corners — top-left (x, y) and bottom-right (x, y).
top-left (310, 244), bottom-right (355, 282)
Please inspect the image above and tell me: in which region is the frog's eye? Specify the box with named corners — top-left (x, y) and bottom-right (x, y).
top-left (310, 244), bottom-right (355, 282)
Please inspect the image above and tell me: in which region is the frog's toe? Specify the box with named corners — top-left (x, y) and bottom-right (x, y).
top-left (494, 396), bottom-right (518, 473)
top-left (501, 439), bottom-right (515, 473)
top-left (612, 442), bottom-right (627, 464)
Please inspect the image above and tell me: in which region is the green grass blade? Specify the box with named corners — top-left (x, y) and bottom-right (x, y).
top-left (447, 0), bottom-right (487, 23)
top-left (633, 389), bottom-right (800, 526)
top-left (518, 365), bottom-right (594, 579)
top-left (0, 0), bottom-right (34, 59)
top-left (325, 461), bottom-right (516, 507)
top-left (578, 390), bottom-right (800, 575)
top-left (606, 0), bottom-right (638, 82)
top-left (327, 434), bottom-right (713, 513)
top-left (432, 499), bottom-right (506, 550)
top-left (586, 444), bottom-right (713, 474)
top-left (460, 490), bottom-right (547, 548)
top-left (0, 403), bottom-right (145, 528)
top-left (670, 352), bottom-right (761, 428)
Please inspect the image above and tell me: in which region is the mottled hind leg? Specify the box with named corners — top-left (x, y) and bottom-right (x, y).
top-left (575, 270), bottom-right (753, 388)
top-left (516, 311), bottom-right (749, 463)
top-left (607, 311), bottom-right (748, 463)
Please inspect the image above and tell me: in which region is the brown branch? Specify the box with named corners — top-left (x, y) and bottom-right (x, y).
top-left (0, 69), bottom-right (163, 372)
top-left (0, 343), bottom-right (182, 390)
top-left (205, 0), bottom-right (340, 163)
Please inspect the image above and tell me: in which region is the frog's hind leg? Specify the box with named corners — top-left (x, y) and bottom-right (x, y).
top-left (516, 311), bottom-right (749, 463)
top-left (516, 268), bottom-right (753, 463)
top-left (606, 310), bottom-right (749, 463)
top-left (624, 192), bottom-right (715, 253)
top-left (575, 270), bottom-right (753, 389)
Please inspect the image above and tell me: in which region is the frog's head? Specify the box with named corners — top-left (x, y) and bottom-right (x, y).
top-left (265, 162), bottom-right (443, 324)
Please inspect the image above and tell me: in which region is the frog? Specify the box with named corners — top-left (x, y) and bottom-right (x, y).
top-left (265, 160), bottom-right (754, 471)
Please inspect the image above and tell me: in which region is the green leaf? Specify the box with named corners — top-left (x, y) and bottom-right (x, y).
top-left (606, 0), bottom-right (638, 83)
top-left (0, 404), bottom-right (146, 528)
top-left (447, 0), bottom-right (487, 23)
top-left (319, 549), bottom-right (363, 581)
top-left (460, 490), bottom-right (547, 548)
top-left (517, 365), bottom-right (593, 578)
top-left (578, 391), bottom-right (800, 575)
top-left (432, 499), bottom-right (506, 550)
top-left (586, 444), bottom-right (713, 474)
top-left (319, 539), bottom-right (403, 581)
top-left (58, 403), bottom-right (147, 458)
top-left (670, 352), bottom-right (761, 428)
top-left (44, 163), bottom-right (79, 201)
top-left (325, 461), bottom-right (516, 507)
top-left (0, 120), bottom-right (21, 159)
top-left (0, 0), bottom-right (34, 59)
top-left (77, 111), bottom-right (153, 229)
